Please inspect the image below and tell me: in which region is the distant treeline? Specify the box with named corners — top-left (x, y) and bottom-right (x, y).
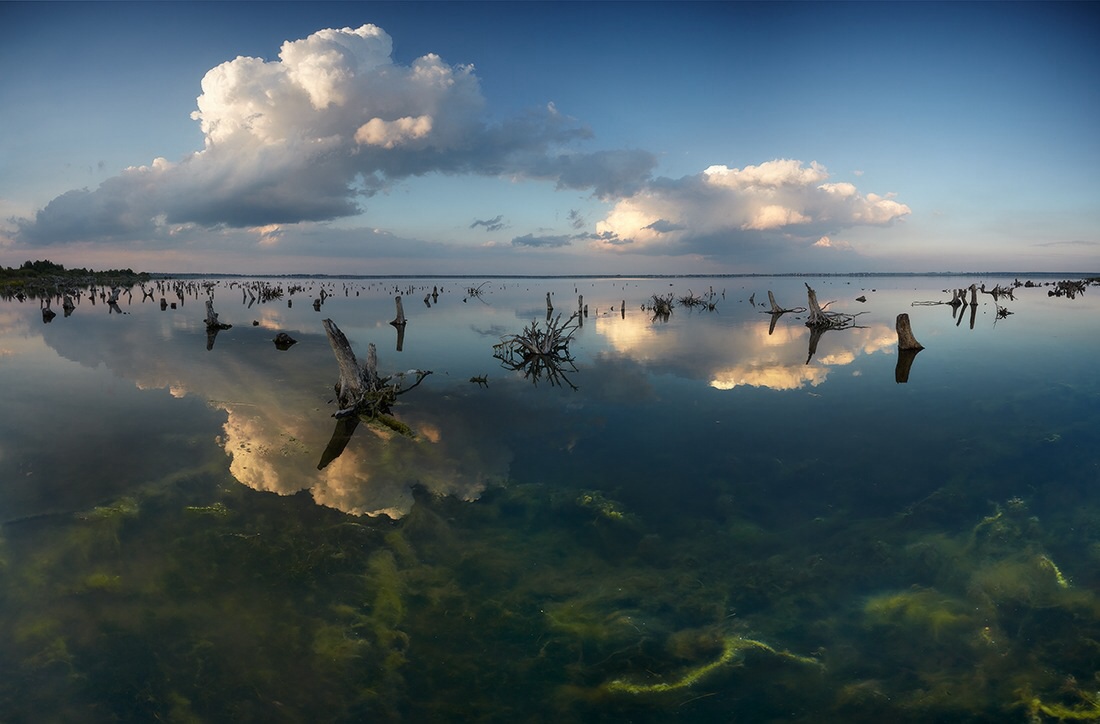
top-left (1, 259), bottom-right (150, 287)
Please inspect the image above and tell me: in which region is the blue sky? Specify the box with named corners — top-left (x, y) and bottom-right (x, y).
top-left (1, 1), bottom-right (1097, 275)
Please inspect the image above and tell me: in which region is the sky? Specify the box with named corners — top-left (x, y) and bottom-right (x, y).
top-left (1, 1), bottom-right (1098, 276)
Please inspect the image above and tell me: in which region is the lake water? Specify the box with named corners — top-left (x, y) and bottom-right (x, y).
top-left (1, 274), bottom-right (1098, 722)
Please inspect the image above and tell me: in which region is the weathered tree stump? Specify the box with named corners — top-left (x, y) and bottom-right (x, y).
top-left (804, 284), bottom-right (864, 330)
top-left (390, 295), bottom-right (406, 327)
top-left (322, 318), bottom-right (431, 420)
top-left (204, 300), bottom-right (232, 331)
top-left (895, 313), bottom-right (924, 350)
top-left (894, 313), bottom-right (924, 383)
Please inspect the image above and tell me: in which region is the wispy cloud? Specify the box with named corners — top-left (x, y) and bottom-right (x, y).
top-left (1034, 239), bottom-right (1098, 247)
top-left (15, 24), bottom-right (655, 246)
top-left (511, 233), bottom-right (574, 248)
top-left (470, 215), bottom-right (506, 232)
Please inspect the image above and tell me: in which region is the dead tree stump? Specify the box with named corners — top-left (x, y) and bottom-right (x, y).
top-left (390, 295), bottom-right (406, 327)
top-left (895, 313), bottom-right (924, 350)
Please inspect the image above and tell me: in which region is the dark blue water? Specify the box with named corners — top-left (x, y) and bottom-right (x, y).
top-left (1, 275), bottom-right (1097, 721)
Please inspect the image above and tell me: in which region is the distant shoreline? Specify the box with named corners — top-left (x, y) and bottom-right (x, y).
top-left (149, 271), bottom-right (1100, 280)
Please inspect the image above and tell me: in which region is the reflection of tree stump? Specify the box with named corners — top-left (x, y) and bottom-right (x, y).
top-left (895, 313), bottom-right (923, 350)
top-left (895, 313), bottom-right (923, 383)
top-left (895, 349), bottom-right (921, 383)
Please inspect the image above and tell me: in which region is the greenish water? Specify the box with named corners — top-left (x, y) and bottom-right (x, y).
top-left (1, 275), bottom-right (1098, 722)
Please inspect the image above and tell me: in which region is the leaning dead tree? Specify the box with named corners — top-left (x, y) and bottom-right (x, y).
top-left (756, 290), bottom-right (808, 335)
top-left (764, 290), bottom-right (806, 315)
top-left (493, 311), bottom-right (581, 389)
top-left (322, 318), bottom-right (432, 422)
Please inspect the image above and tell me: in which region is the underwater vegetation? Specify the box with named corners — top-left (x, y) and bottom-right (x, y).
top-left (2, 461), bottom-right (1099, 723)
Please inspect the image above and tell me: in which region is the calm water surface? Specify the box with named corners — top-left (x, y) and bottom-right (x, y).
top-left (1, 275), bottom-right (1098, 722)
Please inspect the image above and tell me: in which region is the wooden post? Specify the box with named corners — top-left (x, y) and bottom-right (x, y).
top-left (546, 292), bottom-right (553, 312)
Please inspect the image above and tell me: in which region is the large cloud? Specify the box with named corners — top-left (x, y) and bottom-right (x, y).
top-left (593, 159), bottom-right (910, 257)
top-left (16, 24), bottom-right (655, 245)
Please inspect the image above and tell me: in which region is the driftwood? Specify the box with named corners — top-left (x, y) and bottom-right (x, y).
top-left (204, 300), bottom-right (231, 331)
top-left (493, 312), bottom-right (581, 389)
top-left (802, 284), bottom-right (867, 363)
top-left (322, 318), bottom-right (431, 420)
top-left (645, 293), bottom-right (675, 322)
top-left (464, 281), bottom-right (489, 303)
top-left (805, 283), bottom-right (865, 329)
top-left (757, 290), bottom-right (807, 335)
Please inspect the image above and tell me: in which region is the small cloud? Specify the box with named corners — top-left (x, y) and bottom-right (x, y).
top-left (813, 235), bottom-right (852, 250)
top-left (1035, 239), bottom-right (1098, 247)
top-left (470, 214), bottom-right (505, 232)
top-left (568, 209), bottom-right (585, 230)
top-left (253, 224), bottom-right (284, 246)
top-left (511, 232), bottom-right (573, 248)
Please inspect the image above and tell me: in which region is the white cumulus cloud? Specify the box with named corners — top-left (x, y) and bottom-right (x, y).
top-left (593, 159), bottom-right (910, 258)
top-left (17, 24), bottom-right (655, 246)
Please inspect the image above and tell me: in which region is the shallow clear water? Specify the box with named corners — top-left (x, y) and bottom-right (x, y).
top-left (1, 274), bottom-right (1098, 722)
